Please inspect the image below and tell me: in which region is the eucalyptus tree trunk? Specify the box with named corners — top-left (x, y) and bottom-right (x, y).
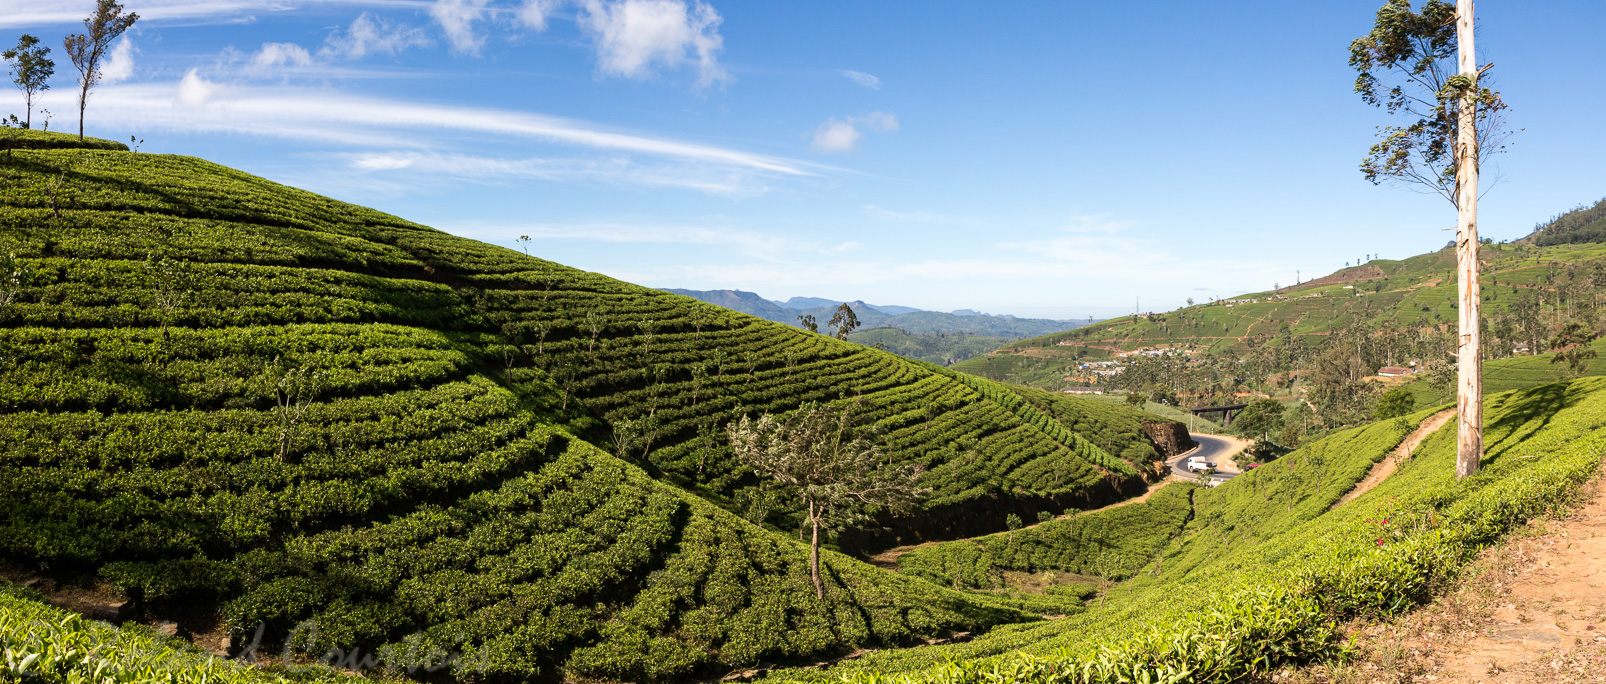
top-left (1454, 0), bottom-right (1483, 478)
top-left (808, 501), bottom-right (824, 599)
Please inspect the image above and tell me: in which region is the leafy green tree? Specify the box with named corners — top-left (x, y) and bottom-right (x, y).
top-left (828, 303), bottom-right (860, 340)
top-left (797, 313), bottom-right (817, 333)
top-left (1124, 391), bottom-right (1146, 408)
top-left (3, 35), bottom-right (54, 129)
top-left (1351, 0), bottom-right (1510, 478)
top-left (1373, 386), bottom-right (1416, 420)
top-left (1548, 321), bottom-right (1598, 379)
top-left (63, 0), bottom-right (138, 141)
top-left (726, 403), bottom-right (926, 599)
top-left (1233, 398), bottom-right (1286, 442)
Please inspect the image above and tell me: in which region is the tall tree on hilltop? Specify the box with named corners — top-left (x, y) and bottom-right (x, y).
top-left (63, 0), bottom-right (137, 141)
top-left (4, 35), bottom-right (54, 129)
top-left (727, 403), bottom-right (925, 599)
top-left (829, 303), bottom-right (860, 340)
top-left (1351, 0), bottom-right (1510, 478)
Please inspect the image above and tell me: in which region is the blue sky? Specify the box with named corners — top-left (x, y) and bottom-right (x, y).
top-left (7, 1), bottom-right (1605, 319)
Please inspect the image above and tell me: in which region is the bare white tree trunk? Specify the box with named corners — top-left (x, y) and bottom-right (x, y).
top-left (1454, 0), bottom-right (1483, 478)
top-left (808, 502), bottom-right (824, 599)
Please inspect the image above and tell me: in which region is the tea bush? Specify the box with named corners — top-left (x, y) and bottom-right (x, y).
top-left (0, 147), bottom-right (1192, 681)
top-left (793, 379), bottom-right (1606, 682)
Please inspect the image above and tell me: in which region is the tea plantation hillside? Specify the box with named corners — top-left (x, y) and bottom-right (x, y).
top-left (781, 377), bottom-right (1606, 683)
top-left (0, 133), bottom-right (1187, 681)
top-left (1524, 196), bottom-right (1606, 247)
top-left (958, 239), bottom-right (1606, 388)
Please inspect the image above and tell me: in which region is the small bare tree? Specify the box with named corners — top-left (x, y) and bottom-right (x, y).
top-left (608, 417), bottom-right (640, 458)
top-left (0, 253), bottom-right (30, 312)
top-left (516, 235), bottom-right (531, 255)
top-left (63, 0), bottom-right (138, 141)
top-left (638, 319), bottom-right (656, 356)
top-left (271, 359), bottom-right (327, 461)
top-left (145, 254), bottom-right (194, 341)
top-left (689, 309), bottom-right (709, 340)
top-left (727, 402), bottom-right (926, 599)
top-left (689, 363), bottom-right (708, 407)
top-left (583, 311), bottom-right (603, 354)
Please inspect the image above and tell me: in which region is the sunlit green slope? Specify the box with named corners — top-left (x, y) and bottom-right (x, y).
top-left (786, 378), bottom-right (1606, 683)
top-left (956, 240), bottom-right (1606, 388)
top-left (0, 133), bottom-right (1186, 681)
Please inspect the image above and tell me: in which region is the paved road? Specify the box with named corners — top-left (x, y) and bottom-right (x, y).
top-left (1168, 433), bottom-right (1244, 484)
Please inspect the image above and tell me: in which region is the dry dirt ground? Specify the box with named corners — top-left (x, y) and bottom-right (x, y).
top-left (1333, 409), bottom-right (1458, 510)
top-left (1278, 461), bottom-right (1606, 684)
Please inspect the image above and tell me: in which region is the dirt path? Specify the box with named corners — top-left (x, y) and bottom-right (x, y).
top-left (1290, 462), bottom-right (1606, 684)
top-left (1331, 408), bottom-right (1456, 510)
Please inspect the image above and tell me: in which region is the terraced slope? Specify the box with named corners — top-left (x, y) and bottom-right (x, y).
top-left (958, 240), bottom-right (1606, 387)
top-left (0, 133), bottom-right (1181, 681)
top-left (790, 378), bottom-right (1606, 683)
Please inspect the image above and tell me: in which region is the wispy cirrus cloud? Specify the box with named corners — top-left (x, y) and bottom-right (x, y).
top-left (40, 79), bottom-right (812, 196)
top-left (840, 70), bottom-right (881, 89)
top-left (0, 0), bottom-right (427, 27)
top-left (334, 150), bottom-right (776, 195)
top-left (248, 42), bottom-right (314, 72)
top-left (63, 82), bottom-right (808, 174)
top-left (320, 12), bottom-right (433, 59)
top-left (449, 222), bottom-right (801, 260)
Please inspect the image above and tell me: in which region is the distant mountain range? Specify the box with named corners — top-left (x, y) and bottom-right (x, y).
top-left (662, 289), bottom-right (1084, 338)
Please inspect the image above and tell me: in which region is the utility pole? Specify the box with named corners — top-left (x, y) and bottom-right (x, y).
top-left (1453, 0), bottom-right (1483, 478)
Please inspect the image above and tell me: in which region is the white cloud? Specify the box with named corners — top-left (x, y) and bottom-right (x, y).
top-left (337, 150), bottom-right (771, 195)
top-left (516, 0), bottom-right (560, 30)
top-left (56, 82), bottom-right (814, 177)
top-left (321, 12), bottom-right (432, 59)
top-left (175, 69), bottom-right (221, 107)
top-left (579, 0), bottom-right (730, 88)
top-left (101, 37), bottom-right (136, 83)
top-left (811, 111), bottom-right (898, 153)
top-left (249, 42), bottom-right (314, 71)
top-left (429, 0), bottom-right (492, 54)
top-left (810, 120), bottom-right (859, 153)
top-left (840, 70), bottom-right (880, 89)
top-left (863, 206), bottom-right (965, 224)
top-left (450, 221), bottom-right (797, 260)
top-left (0, 0), bottom-right (425, 28)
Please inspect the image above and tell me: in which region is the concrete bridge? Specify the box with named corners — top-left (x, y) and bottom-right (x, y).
top-left (1187, 403), bottom-right (1248, 426)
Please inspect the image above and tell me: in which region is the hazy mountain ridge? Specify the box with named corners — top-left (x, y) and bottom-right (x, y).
top-left (665, 288), bottom-right (1081, 338)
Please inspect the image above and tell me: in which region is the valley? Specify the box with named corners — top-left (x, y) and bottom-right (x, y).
top-left (2, 129), bottom-right (1603, 684)
top-left (2, 1), bottom-right (1604, 681)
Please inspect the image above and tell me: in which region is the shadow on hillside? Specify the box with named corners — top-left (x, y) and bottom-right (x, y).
top-left (1483, 380), bottom-right (1586, 463)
